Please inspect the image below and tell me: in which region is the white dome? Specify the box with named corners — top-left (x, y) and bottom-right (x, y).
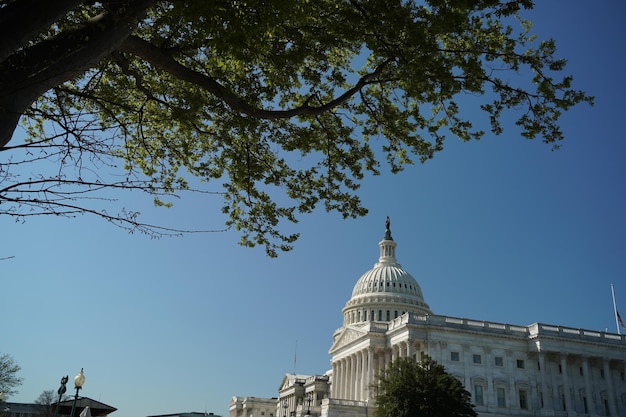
top-left (351, 263), bottom-right (425, 300)
top-left (341, 219), bottom-right (431, 325)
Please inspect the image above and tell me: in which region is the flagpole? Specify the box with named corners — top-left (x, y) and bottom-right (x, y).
top-left (293, 340), bottom-right (297, 375)
top-left (611, 284), bottom-right (620, 335)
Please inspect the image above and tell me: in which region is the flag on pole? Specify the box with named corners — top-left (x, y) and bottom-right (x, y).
top-left (611, 284), bottom-right (622, 335)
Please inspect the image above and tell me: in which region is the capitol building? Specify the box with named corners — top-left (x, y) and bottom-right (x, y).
top-left (230, 221), bottom-right (626, 417)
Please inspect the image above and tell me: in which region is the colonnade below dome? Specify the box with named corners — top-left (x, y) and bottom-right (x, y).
top-left (343, 307), bottom-right (407, 325)
top-left (331, 339), bottom-right (426, 402)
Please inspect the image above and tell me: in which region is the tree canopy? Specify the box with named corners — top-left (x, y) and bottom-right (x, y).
top-left (0, 0), bottom-right (592, 256)
top-left (374, 357), bottom-right (477, 417)
top-left (0, 353), bottom-right (23, 399)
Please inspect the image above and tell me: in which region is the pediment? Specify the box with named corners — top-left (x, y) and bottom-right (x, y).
top-left (329, 326), bottom-right (368, 353)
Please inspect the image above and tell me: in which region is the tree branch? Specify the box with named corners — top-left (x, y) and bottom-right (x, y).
top-left (119, 35), bottom-right (395, 120)
top-left (0, 0), bottom-right (84, 62)
top-left (0, 0), bottom-right (157, 148)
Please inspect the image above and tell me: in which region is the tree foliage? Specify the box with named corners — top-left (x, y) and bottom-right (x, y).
top-left (0, 0), bottom-right (592, 256)
top-left (34, 390), bottom-right (59, 417)
top-left (0, 353), bottom-right (23, 399)
top-left (374, 357), bottom-right (476, 417)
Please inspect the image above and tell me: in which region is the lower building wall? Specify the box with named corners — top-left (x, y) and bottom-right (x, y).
top-left (320, 399), bottom-right (370, 417)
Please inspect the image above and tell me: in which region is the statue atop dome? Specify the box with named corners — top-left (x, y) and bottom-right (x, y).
top-left (384, 216), bottom-right (393, 241)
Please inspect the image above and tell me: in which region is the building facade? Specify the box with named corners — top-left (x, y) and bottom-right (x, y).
top-left (233, 221), bottom-right (626, 417)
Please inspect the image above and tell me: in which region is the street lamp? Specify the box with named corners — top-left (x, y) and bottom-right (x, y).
top-left (53, 375), bottom-right (69, 417)
top-left (69, 369), bottom-right (85, 417)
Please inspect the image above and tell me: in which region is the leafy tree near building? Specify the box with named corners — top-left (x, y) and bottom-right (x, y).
top-left (0, 354), bottom-right (23, 400)
top-left (374, 357), bottom-right (477, 417)
top-left (0, 1), bottom-right (592, 256)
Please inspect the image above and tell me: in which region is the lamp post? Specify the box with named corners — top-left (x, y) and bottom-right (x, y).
top-left (53, 375), bottom-right (69, 417)
top-left (69, 369), bottom-right (85, 417)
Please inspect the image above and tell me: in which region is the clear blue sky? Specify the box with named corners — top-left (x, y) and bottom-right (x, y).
top-left (2, 2), bottom-right (625, 417)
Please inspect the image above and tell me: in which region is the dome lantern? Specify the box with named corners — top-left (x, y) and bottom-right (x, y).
top-left (341, 217), bottom-right (431, 325)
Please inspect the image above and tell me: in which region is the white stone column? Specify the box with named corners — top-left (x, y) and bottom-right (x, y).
top-left (560, 354), bottom-right (573, 413)
top-left (436, 341), bottom-right (442, 363)
top-left (484, 348), bottom-right (494, 409)
top-left (332, 361), bottom-right (339, 399)
top-left (349, 354), bottom-right (356, 400)
top-left (378, 349), bottom-right (385, 373)
top-left (507, 351), bottom-right (516, 412)
top-left (603, 358), bottom-right (618, 416)
top-left (340, 358), bottom-right (347, 400)
top-left (462, 345), bottom-right (471, 392)
top-left (361, 350), bottom-right (368, 401)
top-left (406, 340), bottom-right (413, 359)
top-left (367, 347), bottom-right (374, 399)
top-left (354, 352), bottom-right (362, 401)
top-left (335, 359), bottom-right (341, 399)
top-left (538, 352), bottom-right (553, 410)
top-left (581, 356), bottom-right (594, 414)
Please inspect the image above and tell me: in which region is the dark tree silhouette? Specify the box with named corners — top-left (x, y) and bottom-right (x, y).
top-left (375, 357), bottom-right (477, 417)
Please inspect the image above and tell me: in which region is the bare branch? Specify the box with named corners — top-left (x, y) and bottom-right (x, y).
top-left (120, 36), bottom-right (396, 120)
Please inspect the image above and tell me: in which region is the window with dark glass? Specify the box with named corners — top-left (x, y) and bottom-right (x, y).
top-left (474, 385), bottom-right (484, 405)
top-left (497, 388), bottom-right (506, 407)
top-left (519, 390), bottom-right (528, 409)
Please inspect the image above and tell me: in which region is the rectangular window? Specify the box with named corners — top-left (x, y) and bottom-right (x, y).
top-left (474, 385), bottom-right (484, 405)
top-left (517, 359), bottom-right (525, 369)
top-left (473, 354), bottom-right (482, 364)
top-left (450, 351), bottom-right (460, 362)
top-left (519, 390), bottom-right (528, 409)
top-left (495, 356), bottom-right (504, 367)
top-left (600, 369), bottom-right (605, 379)
top-left (497, 387), bottom-right (506, 408)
